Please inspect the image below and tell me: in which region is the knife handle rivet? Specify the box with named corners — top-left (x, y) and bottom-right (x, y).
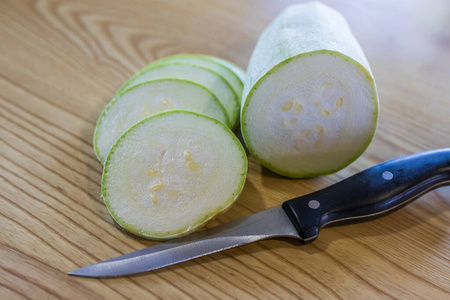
top-left (382, 171), bottom-right (394, 180)
top-left (308, 200), bottom-right (320, 209)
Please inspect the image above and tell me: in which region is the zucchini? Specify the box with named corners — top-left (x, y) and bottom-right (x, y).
top-left (241, 2), bottom-right (379, 178)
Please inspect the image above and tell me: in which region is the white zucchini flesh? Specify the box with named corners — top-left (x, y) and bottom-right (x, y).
top-left (94, 79), bottom-right (230, 165)
top-left (241, 2), bottom-right (378, 178)
top-left (102, 111), bottom-right (247, 240)
top-left (122, 63), bottom-right (240, 128)
top-left (154, 54), bottom-right (244, 97)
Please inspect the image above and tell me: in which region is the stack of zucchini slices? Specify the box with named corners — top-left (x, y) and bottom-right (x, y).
top-left (95, 55), bottom-right (248, 240)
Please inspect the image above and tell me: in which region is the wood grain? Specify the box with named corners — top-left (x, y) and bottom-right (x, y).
top-left (1, 0), bottom-right (449, 299)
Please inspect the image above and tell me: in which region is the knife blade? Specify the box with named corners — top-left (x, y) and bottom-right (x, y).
top-left (69, 148), bottom-right (450, 278)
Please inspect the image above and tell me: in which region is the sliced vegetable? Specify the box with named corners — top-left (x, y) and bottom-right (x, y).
top-left (241, 2), bottom-right (379, 178)
top-left (94, 79), bottom-right (229, 165)
top-left (119, 63), bottom-right (240, 128)
top-left (102, 111), bottom-right (247, 240)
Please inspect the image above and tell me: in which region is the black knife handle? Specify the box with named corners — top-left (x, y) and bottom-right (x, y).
top-left (282, 149), bottom-right (450, 244)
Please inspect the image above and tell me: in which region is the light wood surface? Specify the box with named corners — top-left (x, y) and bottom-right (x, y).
top-left (1, 0), bottom-right (449, 299)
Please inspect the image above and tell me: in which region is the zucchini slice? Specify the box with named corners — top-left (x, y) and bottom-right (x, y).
top-left (102, 111), bottom-right (247, 240)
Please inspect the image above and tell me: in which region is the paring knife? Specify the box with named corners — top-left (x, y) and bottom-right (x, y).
top-left (69, 149), bottom-right (450, 278)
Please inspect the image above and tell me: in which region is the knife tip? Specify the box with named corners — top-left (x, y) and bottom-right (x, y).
top-left (68, 266), bottom-right (97, 278)
top-left (67, 268), bottom-right (84, 277)
top-left (68, 264), bottom-right (123, 278)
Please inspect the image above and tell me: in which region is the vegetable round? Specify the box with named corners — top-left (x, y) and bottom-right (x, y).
top-left (102, 111), bottom-right (247, 240)
top-left (241, 2), bottom-right (379, 178)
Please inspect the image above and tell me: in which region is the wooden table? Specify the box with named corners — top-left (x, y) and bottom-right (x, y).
top-left (1, 0), bottom-right (449, 299)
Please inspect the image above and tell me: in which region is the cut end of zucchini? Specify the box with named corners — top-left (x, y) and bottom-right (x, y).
top-left (102, 111), bottom-right (247, 239)
top-left (242, 51), bottom-right (378, 177)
